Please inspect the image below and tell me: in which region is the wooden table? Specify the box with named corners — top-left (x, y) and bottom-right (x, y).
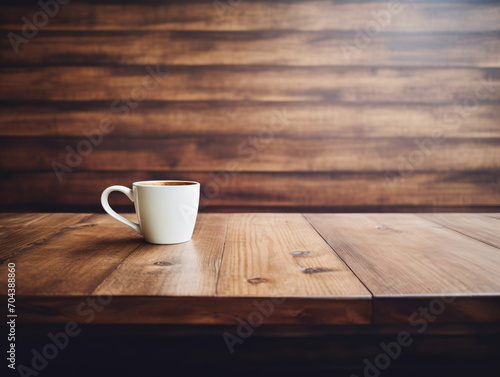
top-left (1, 213), bottom-right (499, 375)
top-left (2, 212), bottom-right (499, 325)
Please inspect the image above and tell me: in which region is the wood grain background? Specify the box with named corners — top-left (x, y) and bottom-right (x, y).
top-left (0, 0), bottom-right (499, 212)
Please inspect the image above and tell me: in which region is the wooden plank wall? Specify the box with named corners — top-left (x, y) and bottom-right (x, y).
top-left (0, 0), bottom-right (499, 212)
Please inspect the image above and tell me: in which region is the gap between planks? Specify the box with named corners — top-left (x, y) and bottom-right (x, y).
top-left (417, 213), bottom-right (500, 250)
top-left (302, 213), bottom-right (377, 325)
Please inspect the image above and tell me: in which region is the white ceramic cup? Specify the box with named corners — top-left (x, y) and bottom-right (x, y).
top-left (101, 180), bottom-right (200, 244)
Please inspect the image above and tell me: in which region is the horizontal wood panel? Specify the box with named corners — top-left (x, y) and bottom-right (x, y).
top-left (1, 171), bottom-right (499, 208)
top-left (1, 1), bottom-right (498, 32)
top-left (1, 137), bottom-right (499, 172)
top-left (2, 31), bottom-right (499, 67)
top-left (15, 296), bottom-right (371, 325)
top-left (1, 66), bottom-right (498, 102)
top-left (373, 296), bottom-right (500, 324)
top-left (1, 0), bottom-right (499, 211)
top-left (1, 102), bottom-right (500, 138)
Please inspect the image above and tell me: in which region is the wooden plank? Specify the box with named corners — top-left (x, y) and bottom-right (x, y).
top-left (1, 137), bottom-right (499, 172)
top-left (93, 214), bottom-right (228, 296)
top-left (419, 213), bottom-right (500, 249)
top-left (374, 296), bottom-right (500, 324)
top-left (305, 214), bottom-right (500, 323)
top-left (0, 66), bottom-right (498, 102)
top-left (2, 31), bottom-right (499, 67)
top-left (216, 213), bottom-right (371, 298)
top-left (0, 213), bottom-right (91, 262)
top-left (1, 171), bottom-right (499, 208)
top-left (16, 296), bottom-right (370, 325)
top-left (2, 102), bottom-right (499, 138)
top-left (0, 215), bottom-right (143, 295)
top-left (0, 1), bottom-right (498, 32)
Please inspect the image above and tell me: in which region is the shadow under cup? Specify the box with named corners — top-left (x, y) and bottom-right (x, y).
top-left (101, 180), bottom-right (200, 244)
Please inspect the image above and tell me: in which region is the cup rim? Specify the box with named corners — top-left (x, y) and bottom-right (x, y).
top-left (133, 180), bottom-right (200, 187)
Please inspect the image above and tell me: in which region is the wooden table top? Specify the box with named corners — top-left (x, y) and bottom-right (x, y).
top-left (1, 213), bottom-right (499, 326)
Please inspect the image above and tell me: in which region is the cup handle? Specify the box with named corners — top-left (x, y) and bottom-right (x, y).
top-left (101, 185), bottom-right (142, 235)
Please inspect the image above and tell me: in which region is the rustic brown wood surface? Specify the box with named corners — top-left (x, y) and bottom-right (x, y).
top-left (2, 32), bottom-right (500, 67)
top-left (1, 0), bottom-right (499, 212)
top-left (3, 137), bottom-right (499, 172)
top-left (2, 1), bottom-right (499, 32)
top-left (305, 213), bottom-right (500, 324)
top-left (3, 171), bottom-right (500, 211)
top-left (2, 67), bottom-right (499, 102)
top-left (2, 102), bottom-right (499, 138)
top-left (419, 213), bottom-right (500, 249)
top-left (1, 213), bottom-right (498, 326)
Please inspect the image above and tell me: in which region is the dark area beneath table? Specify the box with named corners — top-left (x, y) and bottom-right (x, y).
top-left (15, 324), bottom-right (500, 377)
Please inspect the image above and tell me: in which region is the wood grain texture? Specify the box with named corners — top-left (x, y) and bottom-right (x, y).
top-left (1, 1), bottom-right (498, 32)
top-left (2, 212), bottom-right (499, 325)
top-left (1, 66), bottom-right (498, 102)
top-left (94, 214), bottom-right (228, 296)
top-left (16, 296), bottom-right (371, 325)
top-left (1, 0), bottom-right (499, 211)
top-left (0, 215), bottom-right (143, 295)
top-left (305, 214), bottom-right (500, 295)
top-left (2, 136), bottom-right (499, 173)
top-left (374, 296), bottom-right (500, 324)
top-left (2, 31), bottom-right (499, 67)
top-left (0, 212), bottom-right (65, 227)
top-left (419, 213), bottom-right (500, 249)
top-left (216, 213), bottom-right (371, 297)
top-left (93, 213), bottom-right (372, 325)
top-left (2, 171), bottom-right (499, 209)
top-left (1, 213), bottom-right (371, 325)
top-left (0, 213), bottom-right (91, 262)
top-left (305, 213), bottom-right (500, 323)
top-left (1, 102), bottom-right (499, 138)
